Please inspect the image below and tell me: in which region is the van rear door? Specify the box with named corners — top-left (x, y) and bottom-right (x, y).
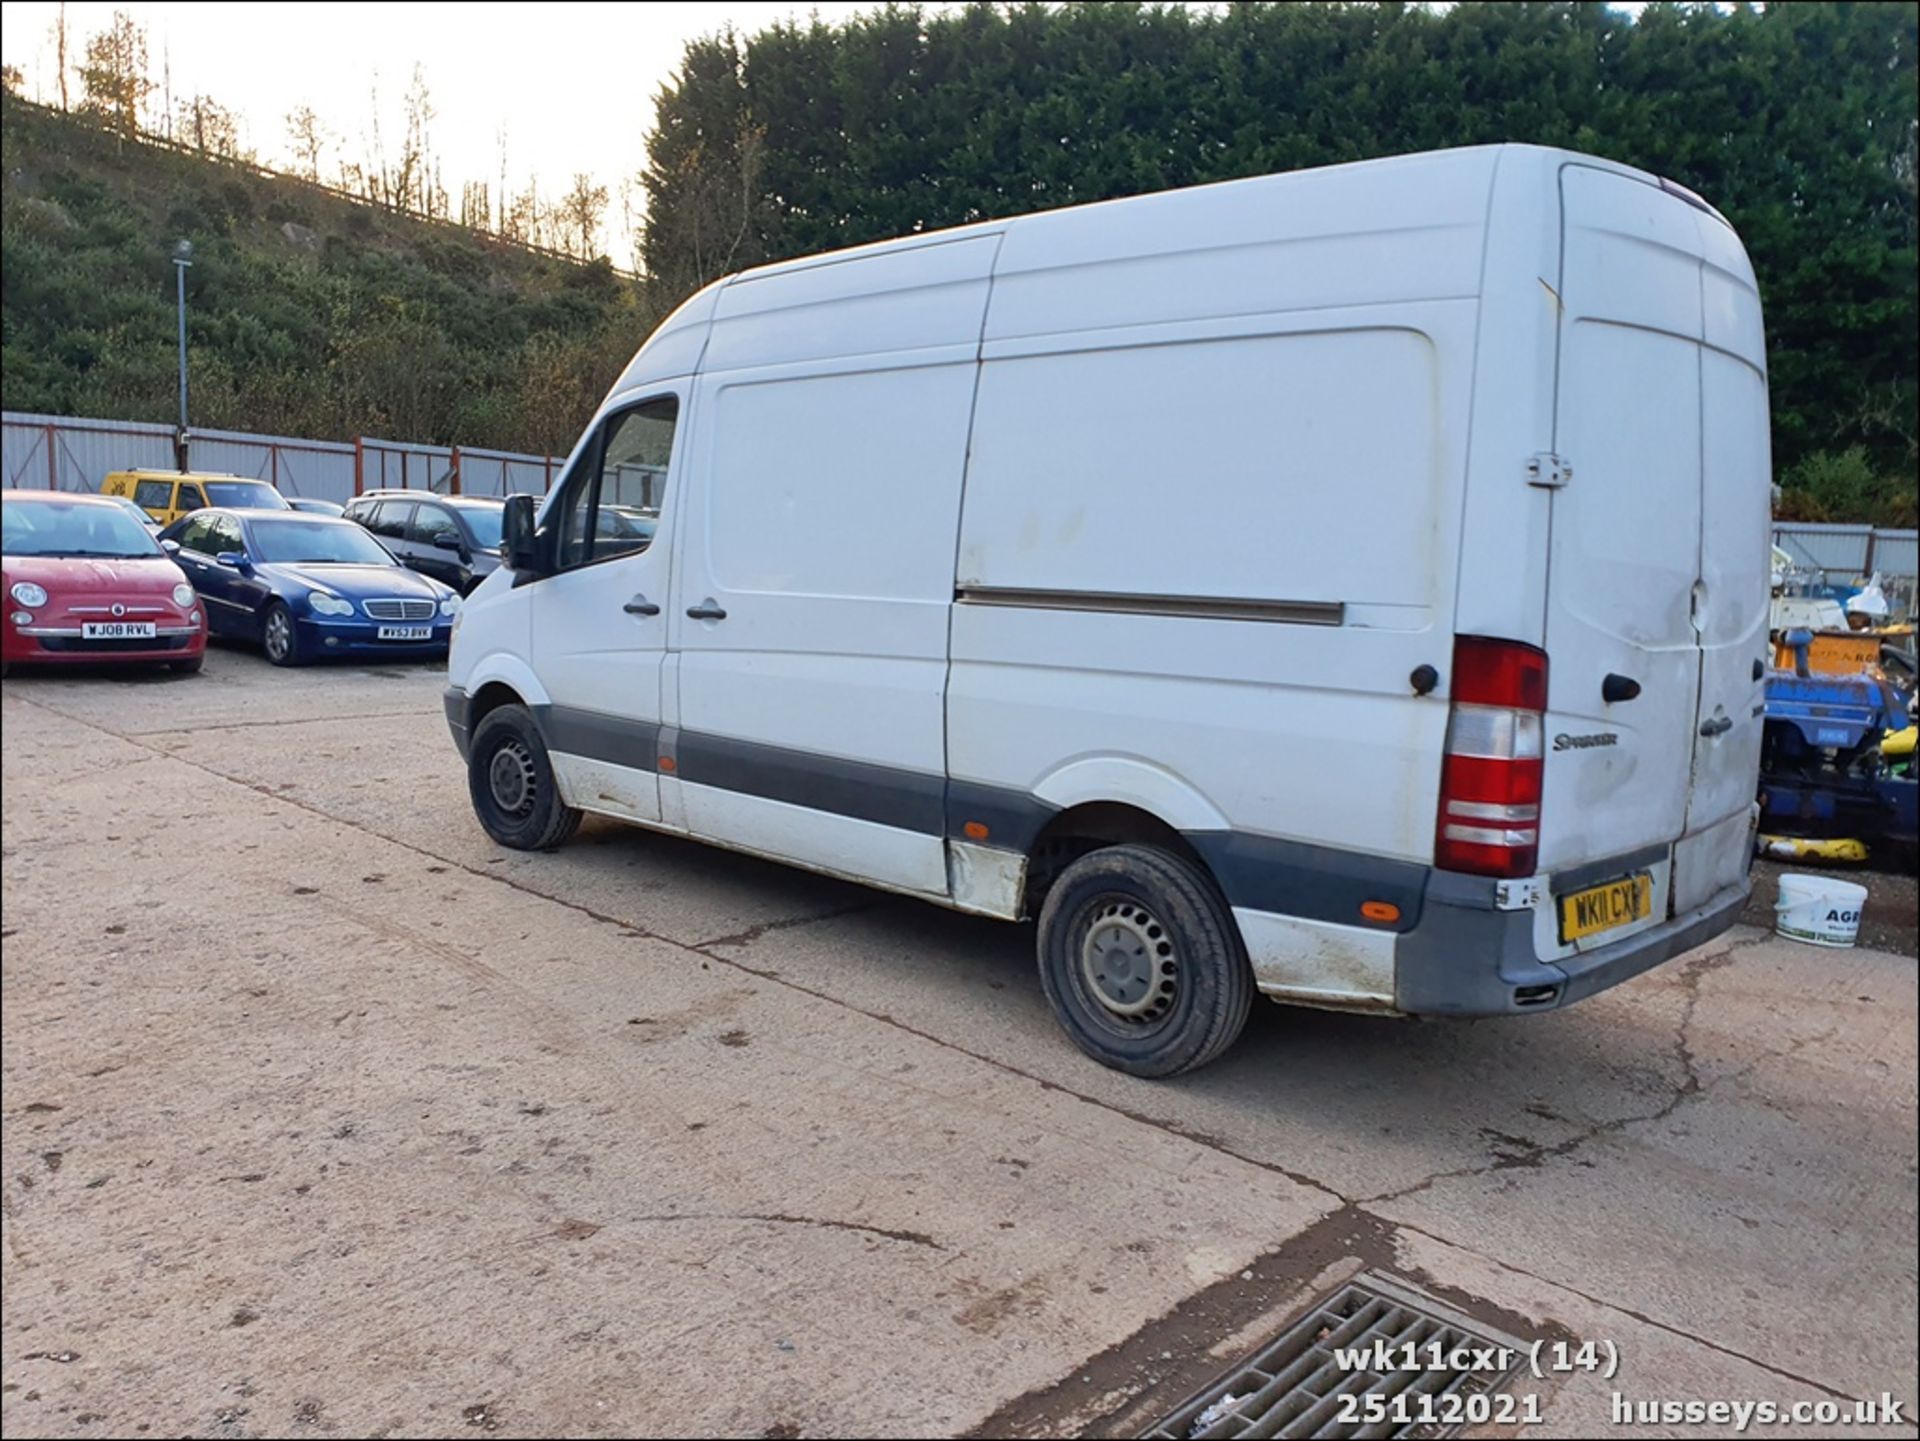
top-left (1539, 165), bottom-right (1767, 922)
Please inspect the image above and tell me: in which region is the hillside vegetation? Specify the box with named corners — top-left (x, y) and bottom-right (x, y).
top-left (1, 95), bottom-right (659, 456)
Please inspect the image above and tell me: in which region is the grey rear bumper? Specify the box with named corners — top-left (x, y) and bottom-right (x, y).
top-left (1395, 874), bottom-right (1750, 1017)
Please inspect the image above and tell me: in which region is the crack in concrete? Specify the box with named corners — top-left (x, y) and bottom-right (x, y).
top-left (133, 708), bottom-right (433, 737)
top-left (1361, 934), bottom-right (1782, 1205)
top-left (693, 902), bottom-right (879, 952)
top-left (621, 1211), bottom-right (943, 1250)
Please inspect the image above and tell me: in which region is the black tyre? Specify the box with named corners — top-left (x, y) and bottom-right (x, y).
top-left (170, 654), bottom-right (205, 675)
top-left (467, 703), bottom-right (581, 851)
top-left (261, 601), bottom-right (304, 666)
top-left (1036, 843), bottom-right (1253, 1077)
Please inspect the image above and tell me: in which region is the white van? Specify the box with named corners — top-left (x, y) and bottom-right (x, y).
top-left (445, 144), bottom-right (1769, 1076)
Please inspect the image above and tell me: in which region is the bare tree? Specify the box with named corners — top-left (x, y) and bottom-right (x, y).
top-left (560, 172), bottom-right (609, 259)
top-left (392, 63), bottom-right (435, 215)
top-left (460, 179), bottom-right (491, 230)
top-left (366, 70), bottom-right (388, 208)
top-left (53, 2), bottom-right (69, 110)
top-left (286, 104), bottom-right (328, 181)
top-left (496, 125), bottom-right (510, 233)
top-left (178, 93), bottom-right (244, 159)
top-left (78, 9), bottom-right (151, 136)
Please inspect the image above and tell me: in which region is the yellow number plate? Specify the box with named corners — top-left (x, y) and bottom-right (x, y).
top-left (1559, 873), bottom-right (1653, 943)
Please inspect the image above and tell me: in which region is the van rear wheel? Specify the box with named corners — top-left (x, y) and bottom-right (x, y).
top-left (1036, 843), bottom-right (1252, 1077)
top-left (467, 703), bottom-right (581, 851)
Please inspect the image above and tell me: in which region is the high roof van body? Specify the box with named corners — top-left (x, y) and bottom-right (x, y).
top-left (444, 144), bottom-right (1770, 1075)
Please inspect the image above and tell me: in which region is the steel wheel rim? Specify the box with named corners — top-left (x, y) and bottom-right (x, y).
top-left (488, 738), bottom-right (538, 817)
top-left (1077, 895), bottom-right (1179, 1026)
top-left (264, 609), bottom-right (290, 661)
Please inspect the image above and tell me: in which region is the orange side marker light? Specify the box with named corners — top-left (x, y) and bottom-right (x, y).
top-left (1360, 900), bottom-right (1401, 924)
top-left (962, 821), bottom-right (990, 841)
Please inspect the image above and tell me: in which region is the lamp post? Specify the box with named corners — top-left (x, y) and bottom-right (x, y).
top-left (172, 239), bottom-right (193, 471)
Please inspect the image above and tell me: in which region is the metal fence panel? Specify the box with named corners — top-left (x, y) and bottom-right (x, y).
top-left (1869, 530), bottom-right (1918, 579)
top-left (3, 412), bottom-right (174, 491)
top-left (189, 427), bottom-right (358, 504)
top-left (3, 413), bottom-right (558, 506)
top-left (1772, 523), bottom-right (1872, 576)
top-left (360, 438), bottom-right (456, 494)
top-left (454, 446), bottom-right (558, 497)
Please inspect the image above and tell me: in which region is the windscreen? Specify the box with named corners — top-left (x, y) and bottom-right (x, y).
top-left (203, 480), bottom-right (291, 510)
top-left (451, 502), bottom-right (505, 550)
top-left (248, 518), bottom-right (395, 566)
top-left (3, 498), bottom-right (162, 558)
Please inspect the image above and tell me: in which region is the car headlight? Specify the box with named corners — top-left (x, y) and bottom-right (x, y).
top-left (439, 595), bottom-right (459, 617)
top-left (171, 583), bottom-right (196, 608)
top-left (10, 582), bottom-right (48, 608)
top-left (308, 592), bottom-right (355, 617)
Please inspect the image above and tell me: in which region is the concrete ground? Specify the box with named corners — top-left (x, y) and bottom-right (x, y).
top-left (2, 645), bottom-right (1915, 1439)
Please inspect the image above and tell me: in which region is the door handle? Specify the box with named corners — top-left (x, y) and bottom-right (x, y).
top-left (1602, 673), bottom-right (1641, 703)
top-left (1752, 658), bottom-right (1766, 682)
top-left (686, 599), bottom-right (727, 621)
top-left (623, 594), bottom-right (661, 617)
top-left (1699, 715), bottom-right (1733, 738)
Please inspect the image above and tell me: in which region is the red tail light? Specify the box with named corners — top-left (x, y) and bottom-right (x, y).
top-left (1435, 636), bottom-right (1548, 878)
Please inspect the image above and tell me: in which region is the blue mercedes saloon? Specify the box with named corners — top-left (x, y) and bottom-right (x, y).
top-left (160, 508), bottom-right (458, 666)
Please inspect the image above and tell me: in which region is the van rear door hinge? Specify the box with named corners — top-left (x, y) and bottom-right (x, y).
top-left (1526, 452), bottom-right (1572, 488)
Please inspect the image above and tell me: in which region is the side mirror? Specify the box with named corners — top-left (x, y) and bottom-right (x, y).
top-left (215, 550), bottom-right (252, 572)
top-left (161, 538), bottom-right (181, 554)
top-left (432, 532), bottom-right (465, 553)
top-left (502, 494), bottom-right (540, 574)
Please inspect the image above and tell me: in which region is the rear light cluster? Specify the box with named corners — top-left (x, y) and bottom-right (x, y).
top-left (1435, 636), bottom-right (1548, 879)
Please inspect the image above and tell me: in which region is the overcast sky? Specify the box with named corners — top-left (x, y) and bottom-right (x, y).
top-left (1, 1), bottom-right (1650, 266)
top-left (0, 1), bottom-right (889, 264)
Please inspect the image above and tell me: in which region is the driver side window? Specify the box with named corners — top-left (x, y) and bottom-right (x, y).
top-left (177, 514), bottom-right (218, 553)
top-left (555, 396), bottom-right (677, 570)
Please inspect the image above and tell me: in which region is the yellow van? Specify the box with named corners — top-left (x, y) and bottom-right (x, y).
top-left (101, 470), bottom-right (290, 526)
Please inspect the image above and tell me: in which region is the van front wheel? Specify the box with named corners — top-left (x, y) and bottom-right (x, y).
top-left (1036, 843), bottom-right (1252, 1077)
top-left (467, 703), bottom-right (581, 851)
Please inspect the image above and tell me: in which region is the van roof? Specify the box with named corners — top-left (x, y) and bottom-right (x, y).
top-left (723, 143), bottom-right (1707, 289)
top-left (108, 469), bottom-right (262, 482)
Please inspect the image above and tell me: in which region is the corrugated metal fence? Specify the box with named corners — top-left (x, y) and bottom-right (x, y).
top-left (2, 412), bottom-right (561, 507)
top-left (1773, 523), bottom-right (1919, 584)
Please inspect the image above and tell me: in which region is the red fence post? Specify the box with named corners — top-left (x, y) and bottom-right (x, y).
top-left (450, 444), bottom-right (462, 495)
top-left (354, 436), bottom-right (364, 496)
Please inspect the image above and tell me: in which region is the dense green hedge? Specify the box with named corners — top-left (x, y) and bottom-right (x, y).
top-left (644, 1), bottom-right (1917, 524)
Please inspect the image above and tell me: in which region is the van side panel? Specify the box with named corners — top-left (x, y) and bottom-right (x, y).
top-left (667, 240), bottom-right (998, 897)
top-left (950, 165), bottom-right (1494, 993)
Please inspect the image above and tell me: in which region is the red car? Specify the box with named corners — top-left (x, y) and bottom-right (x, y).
top-left (2, 489), bottom-right (207, 676)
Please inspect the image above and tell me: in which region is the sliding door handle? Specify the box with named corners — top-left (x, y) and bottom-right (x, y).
top-left (686, 599), bottom-right (727, 621)
top-left (623, 594), bottom-right (661, 616)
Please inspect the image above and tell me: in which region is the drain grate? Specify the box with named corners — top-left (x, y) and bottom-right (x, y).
top-left (1141, 1272), bottom-right (1529, 1441)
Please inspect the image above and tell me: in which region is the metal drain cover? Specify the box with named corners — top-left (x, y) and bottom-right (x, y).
top-left (1141, 1272), bottom-right (1529, 1440)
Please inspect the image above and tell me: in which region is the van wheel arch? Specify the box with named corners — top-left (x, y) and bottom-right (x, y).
top-left (1023, 802), bottom-right (1216, 918)
top-left (468, 680), bottom-right (527, 732)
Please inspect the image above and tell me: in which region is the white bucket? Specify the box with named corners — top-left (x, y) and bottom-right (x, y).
top-left (1774, 873), bottom-right (1868, 948)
